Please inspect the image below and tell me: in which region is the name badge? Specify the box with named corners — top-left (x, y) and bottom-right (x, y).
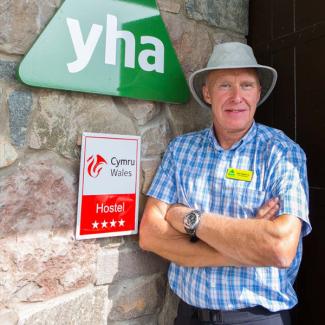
top-left (226, 168), bottom-right (253, 182)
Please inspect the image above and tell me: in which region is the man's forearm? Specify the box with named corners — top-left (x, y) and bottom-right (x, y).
top-left (197, 213), bottom-right (278, 266)
top-left (141, 221), bottom-right (243, 267)
top-left (165, 205), bottom-right (301, 268)
top-left (139, 198), bottom-right (243, 267)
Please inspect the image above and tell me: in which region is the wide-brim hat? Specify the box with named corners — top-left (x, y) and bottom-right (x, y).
top-left (189, 42), bottom-right (277, 109)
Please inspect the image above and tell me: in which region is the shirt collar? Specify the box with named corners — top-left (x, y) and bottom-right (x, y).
top-left (208, 121), bottom-right (257, 152)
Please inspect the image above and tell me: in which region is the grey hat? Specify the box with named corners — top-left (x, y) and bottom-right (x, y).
top-left (188, 42), bottom-right (277, 109)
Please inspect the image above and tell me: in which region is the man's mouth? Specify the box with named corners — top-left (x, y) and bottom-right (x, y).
top-left (225, 109), bottom-right (247, 112)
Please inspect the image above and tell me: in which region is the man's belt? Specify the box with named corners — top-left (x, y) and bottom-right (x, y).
top-left (196, 305), bottom-right (273, 322)
top-left (179, 299), bottom-right (276, 323)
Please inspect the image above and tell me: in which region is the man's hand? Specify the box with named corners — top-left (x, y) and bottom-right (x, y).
top-left (165, 197), bottom-right (301, 268)
top-left (140, 196), bottom-right (301, 268)
top-left (256, 197), bottom-right (280, 220)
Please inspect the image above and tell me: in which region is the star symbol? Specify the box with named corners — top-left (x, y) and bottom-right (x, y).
top-left (118, 219), bottom-right (125, 227)
top-left (92, 221), bottom-right (99, 229)
top-left (110, 219), bottom-right (116, 227)
top-left (101, 220), bottom-right (108, 228)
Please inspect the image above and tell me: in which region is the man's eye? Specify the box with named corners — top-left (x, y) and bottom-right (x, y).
top-left (242, 83), bottom-right (254, 89)
top-left (219, 83), bottom-right (231, 89)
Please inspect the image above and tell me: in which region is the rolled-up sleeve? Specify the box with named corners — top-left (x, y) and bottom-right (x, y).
top-left (147, 142), bottom-right (178, 205)
top-left (269, 145), bottom-right (311, 237)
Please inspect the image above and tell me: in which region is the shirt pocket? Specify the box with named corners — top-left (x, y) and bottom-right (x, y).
top-left (223, 186), bottom-right (268, 218)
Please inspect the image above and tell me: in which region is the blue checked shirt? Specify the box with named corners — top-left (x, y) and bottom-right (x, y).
top-left (147, 122), bottom-right (311, 312)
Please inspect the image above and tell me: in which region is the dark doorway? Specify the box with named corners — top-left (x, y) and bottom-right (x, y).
top-left (249, 1), bottom-right (325, 324)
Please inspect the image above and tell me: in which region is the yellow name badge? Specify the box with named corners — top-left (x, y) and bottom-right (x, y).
top-left (226, 168), bottom-right (253, 182)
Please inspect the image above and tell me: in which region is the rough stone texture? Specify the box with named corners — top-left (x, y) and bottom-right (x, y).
top-left (96, 243), bottom-right (167, 285)
top-left (119, 98), bottom-right (161, 126)
top-left (0, 0), bottom-right (62, 55)
top-left (0, 60), bottom-right (17, 81)
top-left (166, 98), bottom-right (212, 137)
top-left (0, 151), bottom-right (98, 304)
top-left (0, 136), bottom-right (18, 168)
top-left (8, 90), bottom-right (33, 147)
top-left (161, 13), bottom-right (213, 77)
top-left (107, 274), bottom-right (166, 321)
top-left (17, 285), bottom-right (108, 325)
top-left (141, 157), bottom-right (161, 194)
top-left (185, 0), bottom-right (249, 35)
top-left (139, 115), bottom-right (172, 157)
top-left (157, 0), bottom-right (181, 14)
top-left (161, 11), bottom-right (245, 79)
top-left (210, 31), bottom-right (247, 46)
top-left (0, 87), bottom-right (8, 139)
top-left (28, 91), bottom-right (137, 159)
top-left (158, 286), bottom-right (179, 325)
top-left (0, 308), bottom-right (19, 325)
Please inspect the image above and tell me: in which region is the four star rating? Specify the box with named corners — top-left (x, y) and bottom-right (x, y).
top-left (92, 219), bottom-right (126, 230)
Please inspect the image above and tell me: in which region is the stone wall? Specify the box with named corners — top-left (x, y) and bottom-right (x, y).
top-left (0, 0), bottom-right (248, 324)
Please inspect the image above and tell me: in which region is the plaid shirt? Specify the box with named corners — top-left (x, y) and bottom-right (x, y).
top-left (147, 122), bottom-right (311, 312)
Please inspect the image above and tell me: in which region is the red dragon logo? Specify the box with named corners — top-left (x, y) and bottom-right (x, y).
top-left (87, 154), bottom-right (107, 178)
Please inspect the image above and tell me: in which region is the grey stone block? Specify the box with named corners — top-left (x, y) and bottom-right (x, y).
top-left (0, 0), bottom-right (61, 55)
top-left (28, 92), bottom-right (137, 159)
top-left (158, 286), bottom-right (179, 325)
top-left (8, 90), bottom-right (33, 147)
top-left (0, 137), bottom-right (18, 168)
top-left (139, 116), bottom-right (172, 156)
top-left (17, 286), bottom-right (108, 325)
top-left (0, 60), bottom-right (17, 81)
top-left (0, 309), bottom-right (19, 325)
top-left (96, 245), bottom-right (168, 285)
top-left (107, 274), bottom-right (166, 321)
top-left (185, 0), bottom-right (249, 35)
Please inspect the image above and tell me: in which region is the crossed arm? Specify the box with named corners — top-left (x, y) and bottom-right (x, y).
top-left (139, 197), bottom-right (302, 268)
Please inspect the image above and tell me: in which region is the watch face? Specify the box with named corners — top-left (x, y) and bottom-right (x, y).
top-left (184, 212), bottom-right (198, 230)
top-left (184, 210), bottom-right (201, 239)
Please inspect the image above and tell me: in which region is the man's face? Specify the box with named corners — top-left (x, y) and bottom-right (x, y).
top-left (202, 68), bottom-right (261, 137)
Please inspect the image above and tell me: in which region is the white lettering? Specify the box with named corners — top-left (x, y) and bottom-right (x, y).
top-left (66, 18), bottom-right (103, 73)
top-left (139, 36), bottom-right (164, 73)
top-left (105, 14), bottom-right (135, 68)
top-left (96, 203), bottom-right (104, 213)
top-left (66, 14), bottom-right (165, 73)
top-left (96, 202), bottom-right (125, 214)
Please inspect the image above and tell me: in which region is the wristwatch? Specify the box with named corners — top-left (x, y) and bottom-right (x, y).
top-left (183, 210), bottom-right (202, 242)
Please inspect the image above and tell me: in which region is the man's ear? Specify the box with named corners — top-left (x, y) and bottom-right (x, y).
top-left (202, 85), bottom-right (211, 104)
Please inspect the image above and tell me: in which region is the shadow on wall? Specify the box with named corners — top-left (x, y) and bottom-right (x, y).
top-left (100, 234), bottom-right (178, 324)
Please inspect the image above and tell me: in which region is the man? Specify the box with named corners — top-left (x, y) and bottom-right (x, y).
top-left (139, 42), bottom-right (311, 325)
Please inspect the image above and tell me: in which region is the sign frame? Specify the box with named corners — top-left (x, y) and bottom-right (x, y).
top-left (76, 132), bottom-right (141, 240)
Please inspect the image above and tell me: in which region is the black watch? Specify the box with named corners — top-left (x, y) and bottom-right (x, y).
top-left (183, 210), bottom-right (202, 242)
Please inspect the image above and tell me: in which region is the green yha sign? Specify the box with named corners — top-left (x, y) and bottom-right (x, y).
top-left (18, 0), bottom-right (190, 104)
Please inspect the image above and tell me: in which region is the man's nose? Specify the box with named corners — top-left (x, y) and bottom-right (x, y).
top-left (230, 86), bottom-right (243, 103)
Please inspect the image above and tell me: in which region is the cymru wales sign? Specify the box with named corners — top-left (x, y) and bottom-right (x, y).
top-left (18, 0), bottom-right (190, 104)
top-left (76, 132), bottom-right (141, 240)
